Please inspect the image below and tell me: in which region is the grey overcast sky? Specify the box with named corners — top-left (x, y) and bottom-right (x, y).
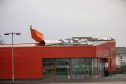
top-left (0, 0), bottom-right (126, 47)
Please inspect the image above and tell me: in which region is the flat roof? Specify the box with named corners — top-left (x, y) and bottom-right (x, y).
top-left (0, 40), bottom-right (114, 48)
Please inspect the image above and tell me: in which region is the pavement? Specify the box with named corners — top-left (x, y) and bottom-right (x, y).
top-left (0, 74), bottom-right (126, 84)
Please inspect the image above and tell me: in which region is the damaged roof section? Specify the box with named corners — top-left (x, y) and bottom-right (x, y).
top-left (30, 26), bottom-right (115, 46)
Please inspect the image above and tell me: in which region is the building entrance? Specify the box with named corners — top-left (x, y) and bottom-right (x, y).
top-left (43, 58), bottom-right (70, 79)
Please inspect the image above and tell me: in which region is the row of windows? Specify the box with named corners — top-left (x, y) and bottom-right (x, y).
top-left (43, 58), bottom-right (105, 79)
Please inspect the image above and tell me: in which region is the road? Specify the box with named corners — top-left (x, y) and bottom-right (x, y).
top-left (0, 74), bottom-right (126, 84)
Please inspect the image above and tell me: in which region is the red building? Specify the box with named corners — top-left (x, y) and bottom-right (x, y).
top-left (0, 38), bottom-right (116, 80)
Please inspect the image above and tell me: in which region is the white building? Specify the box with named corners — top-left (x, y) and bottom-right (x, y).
top-left (116, 47), bottom-right (126, 68)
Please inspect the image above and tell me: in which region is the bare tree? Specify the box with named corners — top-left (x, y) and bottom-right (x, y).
top-left (0, 35), bottom-right (4, 44)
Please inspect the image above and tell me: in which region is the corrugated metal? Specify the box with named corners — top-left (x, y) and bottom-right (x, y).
top-left (30, 25), bottom-right (44, 42)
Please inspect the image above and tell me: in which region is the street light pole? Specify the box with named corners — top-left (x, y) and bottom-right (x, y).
top-left (4, 32), bottom-right (21, 83)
